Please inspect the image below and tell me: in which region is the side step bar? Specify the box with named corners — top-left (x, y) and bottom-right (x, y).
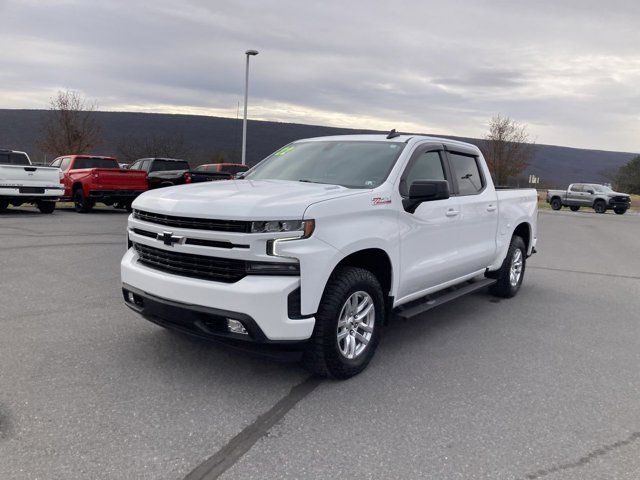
top-left (394, 278), bottom-right (497, 320)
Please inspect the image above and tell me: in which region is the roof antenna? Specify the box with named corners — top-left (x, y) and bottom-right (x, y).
top-left (386, 129), bottom-right (401, 139)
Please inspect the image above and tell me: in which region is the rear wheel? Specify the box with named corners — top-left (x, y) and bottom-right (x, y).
top-left (489, 236), bottom-right (526, 298)
top-left (36, 200), bottom-right (56, 214)
top-left (551, 198), bottom-right (562, 210)
top-left (569, 206), bottom-right (580, 212)
top-left (0, 199), bottom-right (8, 212)
top-left (73, 189), bottom-right (94, 213)
top-left (614, 207), bottom-right (627, 215)
top-left (594, 200), bottom-right (606, 214)
top-left (303, 267), bottom-right (384, 379)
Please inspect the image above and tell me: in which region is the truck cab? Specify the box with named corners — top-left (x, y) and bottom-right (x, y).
top-left (121, 135), bottom-right (538, 378)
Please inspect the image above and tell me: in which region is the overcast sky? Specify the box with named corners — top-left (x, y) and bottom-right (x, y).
top-left (1, 0), bottom-right (639, 152)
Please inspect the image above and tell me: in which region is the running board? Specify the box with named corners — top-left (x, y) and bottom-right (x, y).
top-left (394, 278), bottom-right (497, 320)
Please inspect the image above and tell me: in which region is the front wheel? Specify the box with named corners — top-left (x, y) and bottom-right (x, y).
top-left (594, 200), bottom-right (607, 214)
top-left (489, 236), bottom-right (526, 298)
top-left (614, 207), bottom-right (627, 215)
top-left (551, 198), bottom-right (562, 210)
top-left (36, 200), bottom-right (56, 214)
top-left (303, 267), bottom-right (384, 379)
top-left (569, 206), bottom-right (580, 212)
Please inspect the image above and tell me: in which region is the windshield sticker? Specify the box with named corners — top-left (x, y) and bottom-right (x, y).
top-left (372, 196), bottom-right (392, 205)
top-left (274, 146), bottom-right (295, 156)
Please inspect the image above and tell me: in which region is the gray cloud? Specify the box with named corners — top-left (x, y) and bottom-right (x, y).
top-left (0, 0), bottom-right (639, 151)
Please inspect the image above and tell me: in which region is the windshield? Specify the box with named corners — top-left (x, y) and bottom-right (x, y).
top-left (74, 157), bottom-right (119, 169)
top-left (592, 185), bottom-right (613, 193)
top-left (244, 141), bottom-right (406, 188)
top-left (151, 159), bottom-right (189, 172)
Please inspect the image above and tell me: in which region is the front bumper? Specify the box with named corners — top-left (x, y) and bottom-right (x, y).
top-left (121, 248), bottom-right (315, 342)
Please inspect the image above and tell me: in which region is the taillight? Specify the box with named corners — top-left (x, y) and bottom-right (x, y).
top-left (184, 172), bottom-right (192, 184)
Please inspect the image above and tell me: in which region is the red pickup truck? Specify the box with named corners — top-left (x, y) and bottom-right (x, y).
top-left (50, 155), bottom-right (148, 213)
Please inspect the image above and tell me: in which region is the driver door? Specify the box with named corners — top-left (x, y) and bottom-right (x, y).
top-left (396, 146), bottom-right (462, 302)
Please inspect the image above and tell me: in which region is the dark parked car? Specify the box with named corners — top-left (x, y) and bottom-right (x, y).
top-left (128, 158), bottom-right (192, 189)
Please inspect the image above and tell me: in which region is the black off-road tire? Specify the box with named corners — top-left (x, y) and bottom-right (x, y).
top-left (36, 200), bottom-right (56, 214)
top-left (302, 267), bottom-right (384, 379)
top-left (613, 207), bottom-right (627, 215)
top-left (551, 198), bottom-right (562, 210)
top-left (594, 200), bottom-right (607, 214)
top-left (569, 206), bottom-right (580, 212)
top-left (0, 199), bottom-right (8, 212)
top-left (489, 236), bottom-right (526, 298)
top-left (73, 188), bottom-right (94, 213)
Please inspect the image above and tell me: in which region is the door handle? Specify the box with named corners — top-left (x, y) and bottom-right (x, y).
top-left (445, 209), bottom-right (460, 217)
top-left (487, 204), bottom-right (497, 212)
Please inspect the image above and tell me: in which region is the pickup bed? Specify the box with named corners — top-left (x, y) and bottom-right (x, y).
top-left (547, 183), bottom-right (631, 214)
top-left (0, 149), bottom-right (63, 213)
top-left (122, 134), bottom-right (538, 379)
top-left (51, 155), bottom-right (148, 213)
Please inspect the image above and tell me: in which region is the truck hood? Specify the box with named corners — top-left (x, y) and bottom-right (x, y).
top-left (132, 179), bottom-right (361, 219)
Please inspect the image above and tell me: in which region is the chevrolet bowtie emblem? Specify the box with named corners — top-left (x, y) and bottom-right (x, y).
top-left (157, 231), bottom-right (183, 246)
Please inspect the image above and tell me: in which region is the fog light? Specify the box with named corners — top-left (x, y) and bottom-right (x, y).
top-left (127, 292), bottom-right (135, 303)
top-left (227, 318), bottom-right (248, 335)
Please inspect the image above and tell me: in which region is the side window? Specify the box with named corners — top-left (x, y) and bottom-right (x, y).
top-left (59, 157), bottom-right (71, 171)
top-left (141, 159), bottom-right (151, 171)
top-left (129, 161), bottom-right (140, 170)
top-left (50, 158), bottom-right (62, 168)
top-left (571, 184), bottom-right (583, 192)
top-left (400, 151), bottom-right (446, 196)
top-left (449, 153), bottom-right (484, 195)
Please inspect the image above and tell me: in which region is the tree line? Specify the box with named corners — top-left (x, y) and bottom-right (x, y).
top-left (37, 90), bottom-right (639, 193)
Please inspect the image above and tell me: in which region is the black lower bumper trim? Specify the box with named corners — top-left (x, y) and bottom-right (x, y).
top-left (122, 284), bottom-right (307, 358)
top-left (90, 190), bottom-right (145, 199)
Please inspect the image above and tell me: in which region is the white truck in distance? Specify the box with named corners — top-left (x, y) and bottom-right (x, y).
top-left (0, 149), bottom-right (64, 213)
top-left (121, 134), bottom-right (538, 378)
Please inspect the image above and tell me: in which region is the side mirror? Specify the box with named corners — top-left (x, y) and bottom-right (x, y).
top-left (586, 189), bottom-right (594, 194)
top-left (403, 180), bottom-right (450, 213)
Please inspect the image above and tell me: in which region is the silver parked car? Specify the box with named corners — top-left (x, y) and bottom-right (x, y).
top-left (546, 183), bottom-right (631, 214)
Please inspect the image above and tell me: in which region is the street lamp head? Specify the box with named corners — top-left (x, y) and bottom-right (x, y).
top-left (245, 49), bottom-right (259, 56)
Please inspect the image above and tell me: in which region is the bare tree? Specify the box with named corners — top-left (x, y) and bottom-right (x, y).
top-left (38, 90), bottom-right (102, 157)
top-left (117, 133), bottom-right (190, 163)
top-left (481, 115), bottom-right (535, 186)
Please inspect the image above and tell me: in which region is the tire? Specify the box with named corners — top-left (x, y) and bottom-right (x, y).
top-left (614, 207), bottom-right (627, 215)
top-left (0, 199), bottom-right (8, 212)
top-left (303, 267), bottom-right (384, 379)
top-left (73, 188), bottom-right (94, 213)
top-left (551, 198), bottom-right (562, 210)
top-left (36, 200), bottom-right (56, 214)
top-left (489, 236), bottom-right (526, 298)
top-left (569, 206), bottom-right (580, 212)
top-left (593, 200), bottom-right (606, 214)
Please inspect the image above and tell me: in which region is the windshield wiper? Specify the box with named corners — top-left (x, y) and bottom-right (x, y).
top-left (298, 179), bottom-right (329, 184)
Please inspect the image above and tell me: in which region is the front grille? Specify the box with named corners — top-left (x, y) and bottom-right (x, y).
top-left (134, 243), bottom-right (247, 283)
top-left (611, 196), bottom-right (630, 203)
top-left (134, 209), bottom-right (251, 233)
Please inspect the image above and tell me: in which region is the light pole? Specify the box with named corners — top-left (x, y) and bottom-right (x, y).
top-left (242, 49), bottom-right (259, 165)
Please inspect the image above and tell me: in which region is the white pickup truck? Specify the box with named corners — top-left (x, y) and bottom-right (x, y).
top-left (0, 149), bottom-right (64, 213)
top-left (121, 134), bottom-right (538, 378)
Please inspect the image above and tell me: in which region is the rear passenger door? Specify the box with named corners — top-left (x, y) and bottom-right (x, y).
top-left (566, 184), bottom-right (583, 206)
top-left (446, 149), bottom-right (499, 273)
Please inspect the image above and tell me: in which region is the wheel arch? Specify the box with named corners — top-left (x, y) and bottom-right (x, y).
top-left (512, 222), bottom-right (532, 253)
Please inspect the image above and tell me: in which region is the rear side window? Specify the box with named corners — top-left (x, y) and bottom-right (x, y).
top-left (150, 159), bottom-right (189, 172)
top-left (571, 184), bottom-right (583, 192)
top-left (0, 152), bottom-right (30, 165)
top-left (449, 153), bottom-right (484, 195)
top-left (73, 157), bottom-right (119, 169)
top-left (400, 151), bottom-right (446, 196)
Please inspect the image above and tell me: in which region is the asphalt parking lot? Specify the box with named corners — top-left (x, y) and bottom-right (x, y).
top-left (1, 207), bottom-right (639, 479)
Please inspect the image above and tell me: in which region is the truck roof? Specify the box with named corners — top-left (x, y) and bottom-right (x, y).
top-left (295, 134), bottom-right (480, 151)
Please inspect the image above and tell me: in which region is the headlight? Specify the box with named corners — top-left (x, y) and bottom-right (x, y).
top-left (251, 219), bottom-right (315, 237)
